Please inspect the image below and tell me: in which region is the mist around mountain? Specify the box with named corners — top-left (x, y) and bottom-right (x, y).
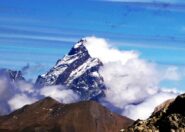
top-left (0, 37), bottom-right (180, 122)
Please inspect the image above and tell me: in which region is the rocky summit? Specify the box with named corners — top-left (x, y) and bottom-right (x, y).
top-left (0, 69), bottom-right (25, 115)
top-left (35, 39), bottom-right (106, 101)
top-left (0, 97), bottom-right (133, 132)
top-left (0, 69), bottom-right (25, 82)
top-left (126, 93), bottom-right (185, 132)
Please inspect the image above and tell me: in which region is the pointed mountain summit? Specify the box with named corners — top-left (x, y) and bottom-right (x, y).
top-left (0, 69), bottom-right (25, 82)
top-left (35, 39), bottom-right (106, 100)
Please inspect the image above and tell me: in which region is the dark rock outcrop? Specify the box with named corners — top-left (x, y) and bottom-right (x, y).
top-left (126, 94), bottom-right (185, 132)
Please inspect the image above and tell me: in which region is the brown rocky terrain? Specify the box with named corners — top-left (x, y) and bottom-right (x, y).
top-left (127, 93), bottom-right (185, 132)
top-left (0, 97), bottom-right (133, 132)
top-left (152, 99), bottom-right (175, 115)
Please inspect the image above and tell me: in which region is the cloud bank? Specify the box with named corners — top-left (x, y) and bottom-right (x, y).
top-left (84, 36), bottom-right (179, 120)
top-left (122, 91), bottom-right (177, 119)
top-left (0, 79), bottom-right (79, 115)
top-left (40, 85), bottom-right (79, 104)
top-left (8, 94), bottom-right (37, 111)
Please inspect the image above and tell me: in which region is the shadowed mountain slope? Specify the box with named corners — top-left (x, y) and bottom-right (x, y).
top-left (0, 97), bottom-right (133, 132)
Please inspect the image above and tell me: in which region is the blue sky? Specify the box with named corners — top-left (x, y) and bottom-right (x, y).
top-left (0, 0), bottom-right (185, 89)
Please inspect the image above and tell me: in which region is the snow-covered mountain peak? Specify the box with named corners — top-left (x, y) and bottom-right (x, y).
top-left (74, 38), bottom-right (87, 48)
top-left (68, 39), bottom-right (88, 55)
top-left (35, 39), bottom-right (106, 100)
top-left (55, 39), bottom-right (89, 68)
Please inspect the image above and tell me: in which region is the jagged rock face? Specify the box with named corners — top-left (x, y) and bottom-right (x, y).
top-left (126, 93), bottom-right (185, 132)
top-left (152, 99), bottom-right (174, 115)
top-left (0, 69), bottom-right (25, 82)
top-left (0, 97), bottom-right (134, 132)
top-left (35, 39), bottom-right (106, 100)
top-left (0, 69), bottom-right (25, 115)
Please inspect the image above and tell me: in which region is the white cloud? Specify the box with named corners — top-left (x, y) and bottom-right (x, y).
top-left (84, 36), bottom-right (138, 64)
top-left (100, 61), bottom-right (158, 108)
top-left (0, 71), bottom-right (80, 114)
top-left (16, 81), bottom-right (35, 94)
top-left (84, 36), bottom-right (180, 120)
top-left (162, 66), bottom-right (181, 81)
top-left (122, 90), bottom-right (178, 120)
top-left (0, 75), bottom-right (38, 114)
top-left (40, 85), bottom-right (79, 104)
top-left (8, 94), bottom-right (37, 111)
top-left (0, 78), bottom-right (13, 100)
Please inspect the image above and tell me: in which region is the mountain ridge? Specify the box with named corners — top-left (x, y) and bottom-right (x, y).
top-left (0, 97), bottom-right (134, 132)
